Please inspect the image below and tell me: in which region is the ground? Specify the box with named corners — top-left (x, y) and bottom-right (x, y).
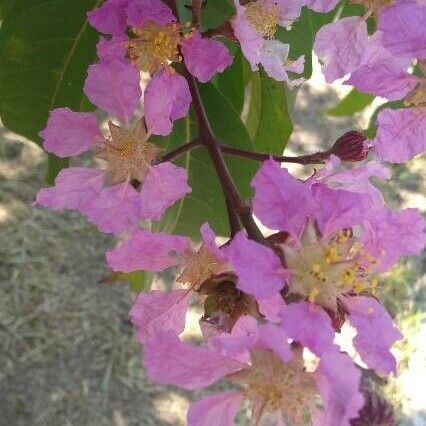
top-left (0, 73), bottom-right (425, 425)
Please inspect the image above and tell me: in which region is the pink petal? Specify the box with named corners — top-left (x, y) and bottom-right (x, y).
top-left (274, 0), bottom-right (303, 27)
top-left (130, 290), bottom-right (191, 343)
top-left (187, 391), bottom-right (242, 426)
top-left (39, 108), bottom-right (101, 157)
top-left (231, 0), bottom-right (263, 70)
top-left (84, 183), bottom-right (142, 234)
top-left (344, 296), bottom-right (402, 375)
top-left (181, 32), bottom-right (233, 83)
top-left (126, 0), bottom-right (175, 27)
top-left (361, 207), bottom-right (426, 271)
top-left (87, 0), bottom-right (129, 35)
top-left (379, 1), bottom-right (426, 59)
top-left (144, 70), bottom-right (191, 136)
top-left (200, 222), bottom-right (227, 261)
top-left (256, 322), bottom-right (293, 362)
top-left (225, 231), bottom-right (286, 299)
top-left (314, 350), bottom-right (364, 426)
top-left (84, 60), bottom-right (141, 122)
top-left (280, 302), bottom-right (335, 356)
top-left (257, 293), bottom-right (286, 323)
top-left (139, 162), bottom-right (191, 220)
top-left (314, 17), bottom-right (368, 82)
top-left (35, 167), bottom-right (104, 212)
top-left (252, 159), bottom-right (313, 238)
top-left (304, 0), bottom-right (339, 12)
top-left (373, 107), bottom-right (426, 163)
top-left (96, 36), bottom-right (127, 63)
top-left (106, 229), bottom-right (189, 272)
top-left (311, 184), bottom-right (370, 236)
top-left (144, 331), bottom-right (242, 389)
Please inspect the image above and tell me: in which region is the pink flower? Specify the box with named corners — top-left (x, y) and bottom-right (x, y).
top-left (231, 1), bottom-right (305, 83)
top-left (130, 290), bottom-right (191, 343)
top-left (180, 32), bottom-right (233, 83)
top-left (106, 229), bottom-right (189, 272)
top-left (373, 107), bottom-right (426, 163)
top-left (378, 1), bottom-right (426, 59)
top-left (143, 69), bottom-right (191, 136)
top-left (96, 36), bottom-right (127, 63)
top-left (39, 108), bottom-right (102, 157)
top-left (143, 325), bottom-right (363, 425)
top-left (344, 296), bottom-right (403, 374)
top-left (36, 115), bottom-right (191, 234)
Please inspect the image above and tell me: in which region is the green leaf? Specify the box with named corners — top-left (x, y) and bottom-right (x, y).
top-left (327, 89), bottom-right (375, 117)
top-left (155, 83), bottom-right (258, 239)
top-left (247, 69), bottom-right (293, 154)
top-left (0, 0), bottom-right (101, 181)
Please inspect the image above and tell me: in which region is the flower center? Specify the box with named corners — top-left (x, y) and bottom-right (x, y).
top-left (284, 224), bottom-right (377, 311)
top-left (244, 2), bottom-right (280, 38)
top-left (97, 121), bottom-right (161, 185)
top-left (404, 83), bottom-right (426, 108)
top-left (229, 349), bottom-right (317, 424)
top-left (351, 0), bottom-right (393, 14)
top-left (127, 22), bottom-right (181, 74)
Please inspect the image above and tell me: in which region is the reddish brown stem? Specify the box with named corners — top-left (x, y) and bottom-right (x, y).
top-left (157, 139), bottom-right (201, 163)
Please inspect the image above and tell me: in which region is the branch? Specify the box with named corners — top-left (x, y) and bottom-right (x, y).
top-left (184, 69), bottom-right (265, 243)
top-left (157, 139), bottom-right (201, 163)
top-left (191, 0), bottom-right (203, 29)
top-left (220, 144), bottom-right (328, 165)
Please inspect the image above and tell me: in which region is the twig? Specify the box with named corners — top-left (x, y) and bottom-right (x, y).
top-left (220, 144), bottom-right (328, 165)
top-left (157, 139), bottom-right (201, 163)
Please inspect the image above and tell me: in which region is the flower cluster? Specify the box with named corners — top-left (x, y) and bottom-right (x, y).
top-left (34, 0), bottom-right (426, 425)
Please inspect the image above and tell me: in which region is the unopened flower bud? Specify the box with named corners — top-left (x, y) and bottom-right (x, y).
top-left (330, 131), bottom-right (370, 162)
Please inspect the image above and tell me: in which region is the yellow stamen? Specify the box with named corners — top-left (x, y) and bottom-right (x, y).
top-left (244, 2), bottom-right (279, 38)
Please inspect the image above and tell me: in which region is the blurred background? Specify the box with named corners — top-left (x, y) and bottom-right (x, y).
top-left (1, 60), bottom-right (425, 425)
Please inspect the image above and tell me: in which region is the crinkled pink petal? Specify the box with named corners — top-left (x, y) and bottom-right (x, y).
top-left (347, 62), bottom-right (418, 101)
top-left (344, 296), bottom-right (402, 375)
top-left (274, 0), bottom-right (303, 27)
top-left (225, 231), bottom-right (286, 299)
top-left (373, 107), bottom-right (426, 163)
top-left (35, 167), bottom-right (104, 212)
top-left (39, 108), bottom-right (101, 157)
top-left (314, 17), bottom-right (368, 82)
top-left (259, 40), bottom-right (304, 84)
top-left (280, 302), bottom-right (335, 356)
top-left (144, 331), bottom-right (242, 389)
top-left (361, 207), bottom-right (426, 271)
top-left (187, 391), bottom-right (243, 426)
top-left (126, 0), bottom-right (175, 27)
top-left (129, 290), bottom-right (191, 343)
top-left (212, 316), bottom-right (257, 362)
top-left (106, 229), bottom-right (189, 272)
top-left (97, 36), bottom-right (127, 63)
top-left (231, 0), bottom-right (263, 70)
top-left (87, 0), bottom-right (129, 35)
top-left (379, 1), bottom-right (426, 59)
top-left (200, 222), bottom-right (227, 261)
top-left (84, 183), bottom-right (142, 234)
top-left (314, 350), bottom-right (363, 426)
top-left (304, 0), bottom-right (339, 12)
top-left (144, 70), bottom-right (191, 136)
top-left (84, 60), bottom-right (141, 122)
top-left (324, 161), bottom-right (390, 206)
top-left (181, 32), bottom-right (233, 83)
top-left (139, 162), bottom-right (191, 220)
top-left (252, 159), bottom-right (313, 238)
top-left (257, 293), bottom-right (286, 323)
top-left (255, 323), bottom-right (293, 362)
top-left (311, 184), bottom-right (370, 236)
